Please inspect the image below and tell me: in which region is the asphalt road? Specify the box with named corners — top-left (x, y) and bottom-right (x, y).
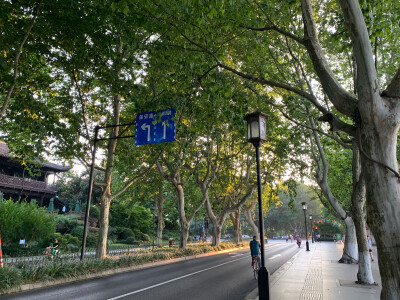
top-left (4, 241), bottom-right (300, 300)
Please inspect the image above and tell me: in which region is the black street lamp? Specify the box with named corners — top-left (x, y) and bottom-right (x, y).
top-left (302, 202), bottom-right (310, 251)
top-left (152, 205), bottom-right (156, 250)
top-left (244, 112), bottom-right (270, 300)
top-left (309, 215), bottom-right (314, 243)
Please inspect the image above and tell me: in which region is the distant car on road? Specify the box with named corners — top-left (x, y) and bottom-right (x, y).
top-left (242, 234), bottom-right (250, 239)
top-left (273, 236), bottom-right (279, 239)
top-left (281, 235), bottom-right (287, 239)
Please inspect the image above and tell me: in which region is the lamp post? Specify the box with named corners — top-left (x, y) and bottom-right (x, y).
top-left (244, 112), bottom-right (270, 300)
top-left (302, 202), bottom-right (310, 251)
top-left (309, 215), bottom-right (314, 243)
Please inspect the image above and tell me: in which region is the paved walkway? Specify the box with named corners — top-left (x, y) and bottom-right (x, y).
top-left (244, 241), bottom-right (381, 300)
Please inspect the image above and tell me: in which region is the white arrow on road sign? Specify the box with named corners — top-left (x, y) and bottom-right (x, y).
top-left (141, 123), bottom-right (151, 142)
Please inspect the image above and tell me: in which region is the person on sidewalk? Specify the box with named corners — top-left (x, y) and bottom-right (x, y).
top-left (296, 235), bottom-right (302, 247)
top-left (367, 235), bottom-right (374, 262)
top-left (250, 236), bottom-right (261, 268)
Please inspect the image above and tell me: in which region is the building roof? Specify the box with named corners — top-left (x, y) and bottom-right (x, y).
top-left (0, 141), bottom-right (72, 172)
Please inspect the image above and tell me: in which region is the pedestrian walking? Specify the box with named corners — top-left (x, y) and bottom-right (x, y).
top-left (367, 235), bottom-right (374, 262)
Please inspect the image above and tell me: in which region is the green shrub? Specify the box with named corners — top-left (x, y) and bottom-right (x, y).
top-left (70, 226), bottom-right (84, 238)
top-left (89, 205), bottom-right (100, 219)
top-left (117, 227), bottom-right (134, 240)
top-left (64, 234), bottom-right (80, 247)
top-left (0, 267), bottom-right (22, 291)
top-left (54, 215), bottom-right (81, 234)
top-left (125, 237), bottom-right (139, 245)
top-left (107, 226), bottom-right (118, 241)
top-left (134, 232), bottom-right (150, 241)
top-left (67, 243), bottom-right (79, 252)
top-left (86, 232), bottom-right (98, 247)
top-left (0, 200), bottom-right (55, 246)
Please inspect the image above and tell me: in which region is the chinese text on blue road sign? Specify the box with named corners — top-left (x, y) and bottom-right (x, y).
top-left (135, 108), bottom-right (176, 145)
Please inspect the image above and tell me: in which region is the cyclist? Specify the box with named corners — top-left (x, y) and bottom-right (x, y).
top-left (250, 236), bottom-right (261, 269)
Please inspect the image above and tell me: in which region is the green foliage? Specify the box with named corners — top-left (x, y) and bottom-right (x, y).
top-left (110, 202), bottom-right (152, 241)
top-left (0, 267), bottom-right (22, 291)
top-left (265, 183), bottom-right (321, 236)
top-left (117, 227), bottom-right (135, 240)
top-left (315, 221), bottom-right (345, 236)
top-left (56, 172), bottom-right (102, 208)
top-left (86, 232), bottom-right (98, 247)
top-left (0, 200), bottom-right (55, 245)
top-left (54, 215), bottom-right (81, 235)
top-left (70, 226), bottom-right (84, 239)
top-left (125, 237), bottom-right (138, 245)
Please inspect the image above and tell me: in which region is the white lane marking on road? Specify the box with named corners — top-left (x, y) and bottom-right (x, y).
top-left (107, 256), bottom-right (248, 300)
top-left (269, 254), bottom-right (282, 260)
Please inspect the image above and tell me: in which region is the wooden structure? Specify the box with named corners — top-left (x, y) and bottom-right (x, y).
top-left (0, 141), bottom-right (71, 207)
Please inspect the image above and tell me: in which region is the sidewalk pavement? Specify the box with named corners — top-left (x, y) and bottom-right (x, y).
top-left (244, 241), bottom-right (381, 300)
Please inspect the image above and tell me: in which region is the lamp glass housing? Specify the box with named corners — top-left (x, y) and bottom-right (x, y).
top-left (302, 202), bottom-right (307, 210)
top-left (244, 112), bottom-right (269, 143)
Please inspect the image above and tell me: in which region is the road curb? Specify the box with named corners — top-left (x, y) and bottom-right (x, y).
top-left (1, 246), bottom-right (245, 295)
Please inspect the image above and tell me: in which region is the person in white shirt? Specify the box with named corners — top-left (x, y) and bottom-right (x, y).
top-left (367, 235), bottom-right (374, 262)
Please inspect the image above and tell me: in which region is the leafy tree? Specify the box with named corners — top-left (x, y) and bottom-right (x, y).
top-left (130, 1), bottom-right (400, 296)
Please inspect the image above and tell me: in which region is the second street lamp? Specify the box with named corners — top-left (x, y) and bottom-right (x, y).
top-left (310, 215), bottom-right (314, 243)
top-left (302, 202), bottom-right (310, 251)
top-left (244, 112), bottom-right (270, 300)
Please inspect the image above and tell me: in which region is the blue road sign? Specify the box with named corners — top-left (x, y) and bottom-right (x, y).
top-left (135, 108), bottom-right (176, 145)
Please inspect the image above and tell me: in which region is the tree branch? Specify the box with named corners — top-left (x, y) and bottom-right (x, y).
top-left (382, 67), bottom-right (400, 98)
top-left (0, 1), bottom-right (42, 120)
top-left (301, 0), bottom-right (359, 117)
top-left (337, 0), bottom-right (378, 101)
top-left (111, 149), bottom-right (164, 199)
top-left (241, 25), bottom-right (305, 45)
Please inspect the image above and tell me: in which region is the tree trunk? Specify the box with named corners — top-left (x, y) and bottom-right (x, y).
top-left (156, 205), bottom-right (164, 247)
top-left (179, 222), bottom-right (189, 249)
top-left (230, 209), bottom-right (242, 243)
top-left (349, 144), bottom-right (374, 284)
top-left (359, 120), bottom-right (400, 297)
top-left (96, 196), bottom-right (111, 259)
top-left (243, 206), bottom-right (259, 238)
top-left (95, 93), bottom-right (121, 259)
top-left (175, 183), bottom-right (189, 249)
top-left (353, 196), bottom-right (374, 284)
top-left (338, 216), bottom-right (358, 264)
top-left (212, 225), bottom-right (222, 247)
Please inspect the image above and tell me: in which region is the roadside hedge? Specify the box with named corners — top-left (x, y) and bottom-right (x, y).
top-left (0, 242), bottom-right (245, 293)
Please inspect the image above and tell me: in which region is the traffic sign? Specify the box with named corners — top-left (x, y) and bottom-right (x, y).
top-left (135, 108), bottom-right (176, 145)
